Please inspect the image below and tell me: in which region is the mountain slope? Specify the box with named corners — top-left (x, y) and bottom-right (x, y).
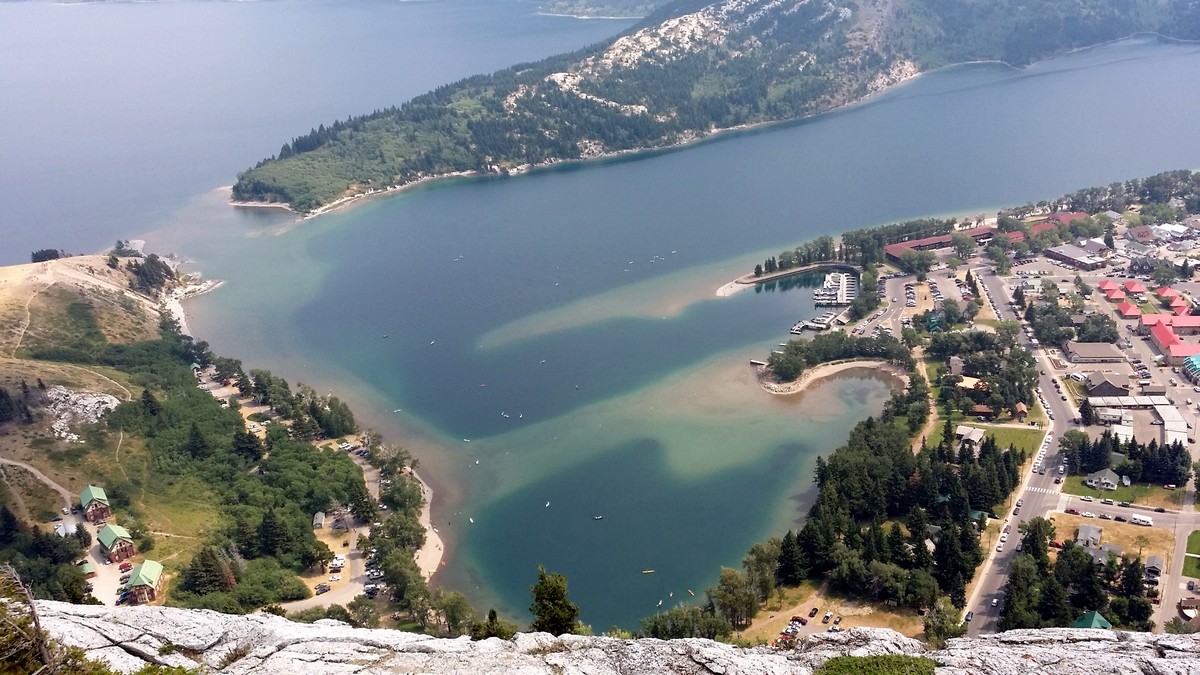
top-left (232, 0), bottom-right (1200, 213)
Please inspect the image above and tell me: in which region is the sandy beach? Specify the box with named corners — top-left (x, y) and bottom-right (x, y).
top-left (757, 359), bottom-right (910, 396)
top-left (410, 470), bottom-right (445, 581)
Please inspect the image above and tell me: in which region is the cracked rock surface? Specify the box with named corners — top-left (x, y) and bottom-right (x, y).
top-left (38, 601), bottom-right (1200, 674)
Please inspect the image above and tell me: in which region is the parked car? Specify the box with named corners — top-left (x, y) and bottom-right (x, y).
top-left (964, 611), bottom-right (974, 622)
top-left (808, 607), bottom-right (820, 618)
top-left (822, 611), bottom-right (833, 623)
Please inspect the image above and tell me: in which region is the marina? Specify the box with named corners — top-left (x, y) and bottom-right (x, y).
top-left (791, 310), bottom-right (839, 334)
top-left (811, 271), bottom-right (858, 306)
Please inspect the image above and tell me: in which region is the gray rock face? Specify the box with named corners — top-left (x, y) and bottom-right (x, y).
top-left (36, 601), bottom-right (1200, 674)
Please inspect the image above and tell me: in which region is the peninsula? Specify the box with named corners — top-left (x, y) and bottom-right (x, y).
top-left (232, 0), bottom-right (1200, 214)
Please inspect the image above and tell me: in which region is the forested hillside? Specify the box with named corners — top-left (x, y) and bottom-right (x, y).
top-left (232, 0), bottom-right (1200, 213)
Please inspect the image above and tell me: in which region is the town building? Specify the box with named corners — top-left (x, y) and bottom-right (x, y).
top-left (1126, 225), bottom-right (1159, 245)
top-left (1085, 372), bottom-right (1130, 397)
top-left (1148, 321), bottom-right (1200, 366)
top-left (1063, 341), bottom-right (1125, 363)
top-left (313, 511), bottom-right (326, 529)
top-left (126, 560), bottom-right (164, 605)
top-left (97, 523), bottom-right (135, 562)
top-left (79, 485), bottom-right (111, 524)
top-left (1116, 301), bottom-right (1141, 318)
top-left (1045, 243), bottom-right (1107, 270)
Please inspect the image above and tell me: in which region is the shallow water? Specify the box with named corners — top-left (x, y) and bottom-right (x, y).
top-left (6, 1), bottom-right (1200, 628)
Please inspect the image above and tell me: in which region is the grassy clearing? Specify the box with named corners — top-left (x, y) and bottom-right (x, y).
top-left (1061, 476), bottom-right (1184, 509)
top-left (980, 425), bottom-right (1046, 453)
top-left (1184, 556), bottom-right (1200, 579)
top-left (741, 581), bottom-right (924, 642)
top-left (0, 463), bottom-right (64, 522)
top-left (742, 581), bottom-right (821, 642)
top-left (1051, 513), bottom-right (1174, 568)
top-left (1187, 530), bottom-right (1200, 556)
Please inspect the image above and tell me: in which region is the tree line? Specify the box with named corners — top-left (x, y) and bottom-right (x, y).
top-left (1057, 429), bottom-right (1191, 488)
top-left (766, 332), bottom-right (916, 381)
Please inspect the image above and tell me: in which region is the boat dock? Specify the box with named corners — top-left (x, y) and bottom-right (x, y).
top-left (812, 272), bottom-right (859, 307)
top-left (791, 310), bottom-right (839, 334)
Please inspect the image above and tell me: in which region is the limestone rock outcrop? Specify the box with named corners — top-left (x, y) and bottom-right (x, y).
top-left (37, 600), bottom-right (1200, 674)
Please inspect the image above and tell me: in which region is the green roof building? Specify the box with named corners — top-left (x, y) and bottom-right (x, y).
top-left (79, 485), bottom-right (111, 523)
top-left (97, 523), bottom-right (135, 562)
top-left (1073, 610), bottom-right (1112, 629)
top-left (127, 560), bottom-right (164, 604)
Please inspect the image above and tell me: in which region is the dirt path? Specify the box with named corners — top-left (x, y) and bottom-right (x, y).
top-left (0, 456), bottom-right (74, 509)
top-left (910, 351), bottom-right (939, 453)
top-left (0, 466), bottom-right (32, 521)
top-left (10, 280), bottom-right (55, 357)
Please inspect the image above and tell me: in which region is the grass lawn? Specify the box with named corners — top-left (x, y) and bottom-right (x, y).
top-left (1140, 301), bottom-right (1161, 315)
top-left (1184, 556), bottom-right (1200, 580)
top-left (1061, 476), bottom-right (1185, 509)
top-left (980, 425), bottom-right (1047, 453)
top-left (1187, 530), bottom-right (1200, 556)
top-left (1051, 513), bottom-right (1175, 568)
top-left (1064, 379), bottom-right (1086, 404)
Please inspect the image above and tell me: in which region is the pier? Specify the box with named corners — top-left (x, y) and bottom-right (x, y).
top-left (811, 271), bottom-right (859, 307)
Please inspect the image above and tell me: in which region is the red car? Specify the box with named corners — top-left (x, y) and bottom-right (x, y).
top-left (808, 607), bottom-right (819, 618)
top-left (1066, 508), bottom-right (1080, 515)
top-left (119, 563), bottom-right (133, 572)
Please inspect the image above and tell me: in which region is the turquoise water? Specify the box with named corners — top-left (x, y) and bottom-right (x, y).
top-left (6, 0), bottom-right (1200, 629)
top-left (170, 37), bottom-right (1200, 628)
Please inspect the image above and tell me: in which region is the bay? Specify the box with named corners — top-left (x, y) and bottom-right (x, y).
top-left (171, 37), bottom-right (1200, 628)
top-left (5, 0), bottom-right (1200, 630)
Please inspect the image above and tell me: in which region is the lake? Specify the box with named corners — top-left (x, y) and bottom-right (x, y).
top-left (4, 0), bottom-right (1200, 629)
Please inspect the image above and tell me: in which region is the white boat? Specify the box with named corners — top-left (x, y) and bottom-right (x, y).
top-left (593, 515), bottom-right (603, 520)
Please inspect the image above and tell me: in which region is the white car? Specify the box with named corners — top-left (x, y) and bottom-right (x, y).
top-left (329, 574), bottom-right (342, 582)
top-left (1000, 532), bottom-right (1008, 543)
top-left (996, 542), bottom-right (1005, 552)
top-left (1082, 512), bottom-right (1095, 518)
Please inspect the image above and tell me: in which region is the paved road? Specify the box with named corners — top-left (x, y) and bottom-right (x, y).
top-left (965, 268), bottom-right (1076, 635)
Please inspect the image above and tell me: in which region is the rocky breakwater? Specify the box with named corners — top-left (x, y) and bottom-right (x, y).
top-left (37, 600), bottom-right (1200, 674)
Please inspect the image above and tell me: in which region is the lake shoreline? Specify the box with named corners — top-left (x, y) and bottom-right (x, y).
top-left (757, 359), bottom-right (910, 396)
top-left (167, 273), bottom-right (446, 583)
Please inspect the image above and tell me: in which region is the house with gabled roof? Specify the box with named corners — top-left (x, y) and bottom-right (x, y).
top-left (79, 485), bottom-right (111, 524)
top-left (1086, 468), bottom-right (1120, 491)
top-left (126, 560), bottom-right (164, 604)
top-left (97, 523), bottom-right (135, 562)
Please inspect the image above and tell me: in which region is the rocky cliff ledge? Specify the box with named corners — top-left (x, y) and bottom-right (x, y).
top-left (38, 600), bottom-right (1200, 674)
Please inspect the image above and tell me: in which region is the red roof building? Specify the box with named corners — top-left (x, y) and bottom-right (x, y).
top-left (1098, 280), bottom-right (1119, 292)
top-left (1123, 280), bottom-right (1148, 294)
top-left (1157, 287), bottom-right (1180, 299)
top-left (1175, 305), bottom-right (1192, 316)
top-left (1117, 302), bottom-right (1142, 318)
top-left (1105, 289), bottom-right (1126, 301)
top-left (1148, 318), bottom-right (1200, 365)
top-left (1171, 297), bottom-right (1189, 309)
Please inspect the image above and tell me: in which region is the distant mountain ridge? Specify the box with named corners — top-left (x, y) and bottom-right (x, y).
top-left (232, 0), bottom-right (1200, 213)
